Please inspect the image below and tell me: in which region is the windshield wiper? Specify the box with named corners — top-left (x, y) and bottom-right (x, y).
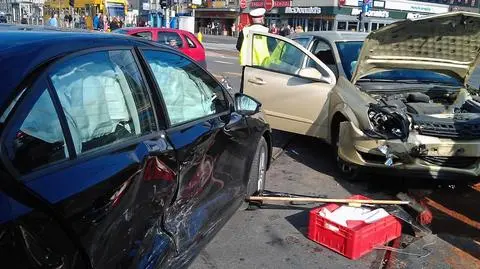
top-left (393, 79), bottom-right (460, 86)
top-left (357, 78), bottom-right (397, 82)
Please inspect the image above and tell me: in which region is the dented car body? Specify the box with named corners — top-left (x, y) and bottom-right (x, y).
top-left (0, 31), bottom-right (271, 268)
top-left (243, 12), bottom-right (480, 180)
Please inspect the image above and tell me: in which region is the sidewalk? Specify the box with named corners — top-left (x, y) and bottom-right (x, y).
top-left (202, 34), bottom-right (237, 44)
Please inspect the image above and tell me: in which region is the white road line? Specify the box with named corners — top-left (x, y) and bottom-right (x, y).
top-left (213, 72), bottom-right (242, 78)
top-left (213, 60), bottom-right (234, 65)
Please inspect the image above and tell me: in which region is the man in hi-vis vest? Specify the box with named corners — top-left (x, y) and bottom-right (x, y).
top-left (236, 8), bottom-right (269, 66)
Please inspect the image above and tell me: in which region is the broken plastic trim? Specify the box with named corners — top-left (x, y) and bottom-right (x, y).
top-left (367, 103), bottom-right (410, 141)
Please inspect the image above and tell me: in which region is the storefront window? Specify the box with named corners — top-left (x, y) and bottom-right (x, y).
top-left (363, 23), bottom-right (369, 32)
top-left (347, 21), bottom-right (358, 31)
top-left (371, 23), bottom-right (379, 31)
top-left (337, 21), bottom-right (347, 31)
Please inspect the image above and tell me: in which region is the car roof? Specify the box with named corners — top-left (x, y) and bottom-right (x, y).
top-left (290, 31), bottom-right (368, 43)
top-left (120, 27), bottom-right (194, 35)
top-left (0, 29), bottom-right (171, 111)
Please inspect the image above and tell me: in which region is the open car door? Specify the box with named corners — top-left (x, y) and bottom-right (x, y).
top-left (241, 32), bottom-right (336, 137)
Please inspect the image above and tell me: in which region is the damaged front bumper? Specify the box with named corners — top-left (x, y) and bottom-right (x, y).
top-left (337, 122), bottom-right (480, 180)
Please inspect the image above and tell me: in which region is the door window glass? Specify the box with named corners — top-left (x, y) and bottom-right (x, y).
top-left (252, 34), bottom-right (307, 76)
top-left (5, 89), bottom-right (68, 174)
top-left (157, 32), bottom-right (184, 48)
top-left (143, 50), bottom-right (227, 126)
top-left (293, 38), bottom-right (310, 49)
top-left (131, 31), bottom-right (152, 40)
top-left (185, 35), bottom-right (197, 48)
top-left (49, 50), bottom-right (157, 154)
top-left (307, 39), bottom-right (338, 77)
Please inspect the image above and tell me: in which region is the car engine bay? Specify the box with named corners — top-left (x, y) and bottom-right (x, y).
top-left (366, 87), bottom-right (480, 140)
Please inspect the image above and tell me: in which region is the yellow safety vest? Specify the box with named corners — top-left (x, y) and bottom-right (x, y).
top-left (239, 24), bottom-right (269, 66)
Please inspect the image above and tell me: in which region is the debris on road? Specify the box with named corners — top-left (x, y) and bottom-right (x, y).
top-left (308, 195), bottom-right (402, 260)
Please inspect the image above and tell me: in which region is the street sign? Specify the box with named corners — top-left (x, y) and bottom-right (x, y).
top-left (265, 0), bottom-right (274, 11)
top-left (240, 0), bottom-right (247, 9)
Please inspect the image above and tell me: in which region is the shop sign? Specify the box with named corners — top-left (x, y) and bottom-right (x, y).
top-left (273, 0), bottom-right (292, 7)
top-left (351, 8), bottom-right (390, 18)
top-left (250, 0), bottom-right (265, 8)
top-left (374, 1), bottom-right (385, 8)
top-left (285, 7), bottom-right (322, 14)
top-left (344, 0), bottom-right (359, 6)
top-left (384, 0), bottom-right (449, 14)
top-left (213, 0), bottom-right (226, 8)
top-left (406, 12), bottom-right (427, 19)
top-left (249, 0), bottom-right (292, 9)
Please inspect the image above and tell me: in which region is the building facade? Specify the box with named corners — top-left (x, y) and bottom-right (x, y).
top-left (0, 0), bottom-right (44, 23)
top-left (237, 0), bottom-right (475, 33)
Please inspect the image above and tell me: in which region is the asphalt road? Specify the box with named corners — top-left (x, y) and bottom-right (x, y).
top-left (190, 44), bottom-right (480, 269)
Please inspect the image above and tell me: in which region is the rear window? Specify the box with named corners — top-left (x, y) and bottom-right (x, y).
top-left (157, 32), bottom-right (183, 47)
top-left (184, 35), bottom-right (197, 48)
top-left (131, 31), bottom-right (152, 40)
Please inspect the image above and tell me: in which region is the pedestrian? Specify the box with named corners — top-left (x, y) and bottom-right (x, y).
top-left (93, 13), bottom-right (100, 30)
top-left (279, 24), bottom-right (289, 36)
top-left (102, 14), bottom-right (109, 31)
top-left (236, 8), bottom-right (269, 66)
top-left (110, 17), bottom-right (120, 31)
top-left (80, 14), bottom-right (86, 29)
top-left (63, 13), bottom-right (69, 28)
top-left (67, 13), bottom-right (73, 28)
top-left (295, 25), bottom-right (304, 33)
top-left (48, 13), bottom-right (58, 27)
top-left (270, 23), bottom-right (279, 34)
top-left (168, 38), bottom-right (179, 48)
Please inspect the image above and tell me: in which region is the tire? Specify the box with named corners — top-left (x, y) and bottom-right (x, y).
top-left (332, 122), bottom-right (363, 181)
top-left (241, 136), bottom-right (268, 210)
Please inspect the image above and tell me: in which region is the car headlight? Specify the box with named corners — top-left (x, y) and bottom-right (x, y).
top-left (366, 103), bottom-right (410, 140)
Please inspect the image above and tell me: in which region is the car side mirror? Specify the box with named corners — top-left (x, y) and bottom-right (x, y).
top-left (298, 67), bottom-right (323, 81)
top-left (234, 93), bottom-right (261, 116)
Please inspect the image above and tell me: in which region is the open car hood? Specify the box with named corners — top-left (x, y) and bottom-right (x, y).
top-left (351, 12), bottom-right (480, 85)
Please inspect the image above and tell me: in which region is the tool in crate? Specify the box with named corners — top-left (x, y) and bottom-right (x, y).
top-left (247, 190), bottom-right (433, 235)
top-left (246, 191), bottom-right (433, 259)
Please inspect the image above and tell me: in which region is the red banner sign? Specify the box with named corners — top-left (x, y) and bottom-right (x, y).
top-left (249, 0), bottom-right (292, 9)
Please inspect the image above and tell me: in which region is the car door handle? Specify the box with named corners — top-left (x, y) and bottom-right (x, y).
top-left (248, 77), bottom-right (266, 85)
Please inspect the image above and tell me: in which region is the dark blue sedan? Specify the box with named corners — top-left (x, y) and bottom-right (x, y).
top-left (0, 30), bottom-right (272, 268)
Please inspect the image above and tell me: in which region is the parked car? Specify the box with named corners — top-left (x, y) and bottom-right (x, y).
top-left (242, 12), bottom-right (480, 181)
top-left (113, 27), bottom-right (207, 68)
top-left (0, 30), bottom-right (271, 268)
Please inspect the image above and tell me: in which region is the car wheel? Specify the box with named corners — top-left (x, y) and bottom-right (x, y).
top-left (332, 122), bottom-right (363, 181)
top-left (242, 136), bottom-right (268, 209)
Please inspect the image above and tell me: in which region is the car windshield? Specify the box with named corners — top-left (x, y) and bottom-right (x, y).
top-left (335, 41), bottom-right (461, 86)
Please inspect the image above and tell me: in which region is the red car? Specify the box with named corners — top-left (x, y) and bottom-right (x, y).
top-left (114, 27), bottom-right (206, 68)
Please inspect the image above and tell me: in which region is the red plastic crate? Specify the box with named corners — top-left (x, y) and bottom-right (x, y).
top-left (307, 195), bottom-right (402, 260)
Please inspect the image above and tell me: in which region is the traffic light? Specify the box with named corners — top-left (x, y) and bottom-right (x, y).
top-left (160, 0), bottom-right (168, 9)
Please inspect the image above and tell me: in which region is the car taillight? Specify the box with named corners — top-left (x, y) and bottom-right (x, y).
top-left (143, 157), bottom-right (176, 181)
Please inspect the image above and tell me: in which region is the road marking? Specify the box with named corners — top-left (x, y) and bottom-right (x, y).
top-left (213, 72), bottom-right (241, 79)
top-left (213, 60), bottom-right (234, 65)
top-left (425, 197), bottom-right (480, 230)
top-left (206, 51), bottom-right (238, 60)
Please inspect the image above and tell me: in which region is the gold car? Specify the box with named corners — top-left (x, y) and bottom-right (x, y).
top-left (242, 12), bottom-right (480, 180)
